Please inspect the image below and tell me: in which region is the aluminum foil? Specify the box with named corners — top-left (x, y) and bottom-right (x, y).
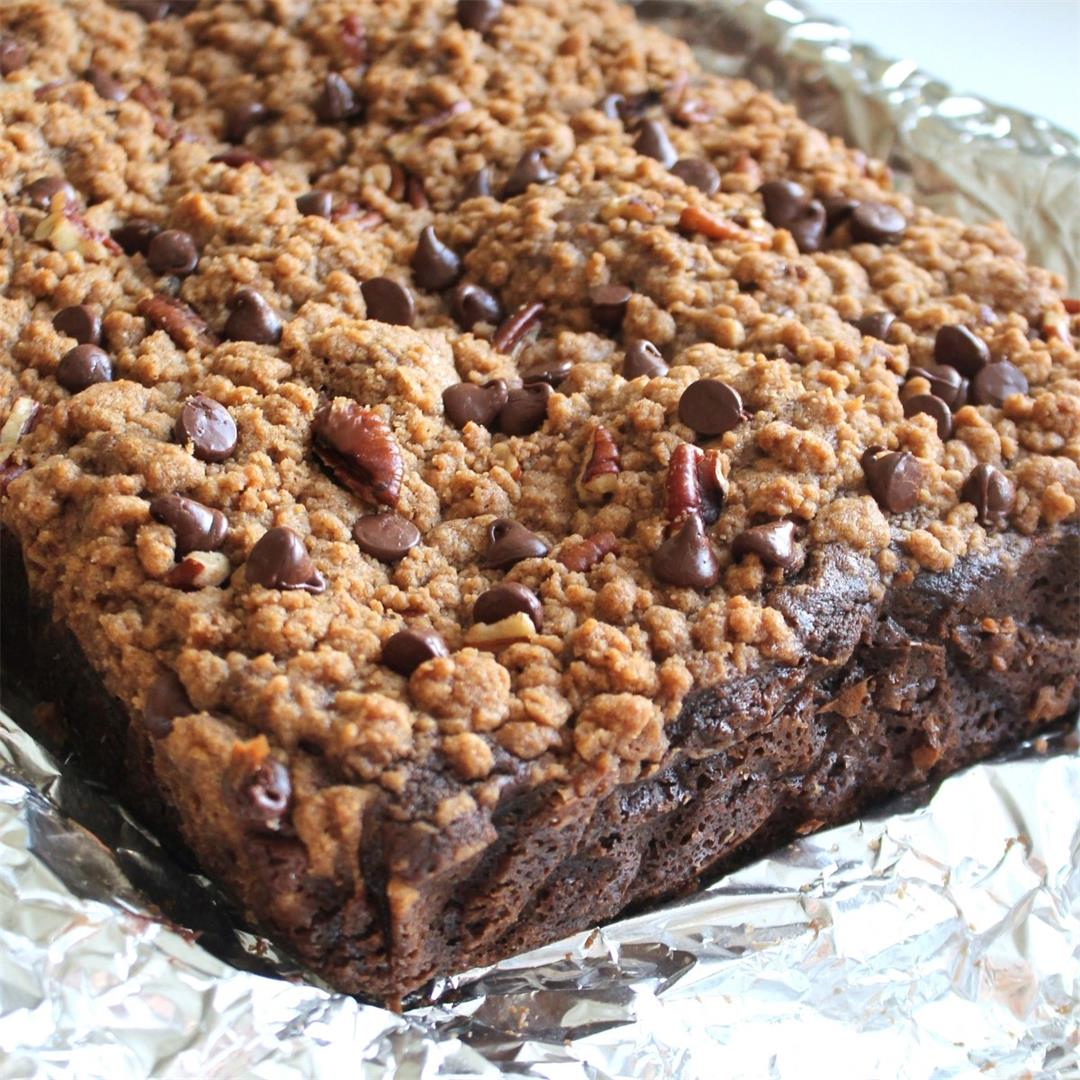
top-left (2, 2), bottom-right (1079, 1077)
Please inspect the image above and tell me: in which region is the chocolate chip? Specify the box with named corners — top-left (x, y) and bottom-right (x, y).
top-left (861, 447), bottom-right (921, 513)
top-left (481, 518), bottom-right (550, 569)
top-left (598, 92), bottom-right (626, 120)
top-left (150, 493), bottom-right (228, 555)
top-left (678, 378), bottom-right (747, 437)
top-left (56, 344), bottom-right (112, 393)
top-left (224, 288), bottom-right (282, 345)
top-left (456, 0), bottom-right (502, 33)
top-left (521, 357), bottom-right (572, 386)
top-left (85, 67), bottom-right (126, 101)
top-left (787, 199), bottom-right (826, 254)
top-left (474, 582), bottom-right (543, 630)
top-left (732, 520), bottom-right (799, 570)
top-left (112, 217), bottom-right (160, 255)
top-left (412, 225), bottom-right (463, 291)
top-left (0, 37), bottom-right (28, 77)
top-left (296, 190), bottom-right (334, 218)
top-left (230, 758), bottom-right (291, 831)
top-left (933, 324), bottom-right (990, 377)
top-left (461, 166), bottom-right (493, 200)
top-left (23, 176), bottom-right (75, 210)
top-left (450, 282), bottom-right (502, 330)
top-left (589, 283), bottom-right (633, 332)
top-left (500, 149), bottom-right (556, 199)
top-left (498, 382), bottom-right (551, 436)
top-left (316, 72), bottom-right (359, 122)
top-left (313, 399), bottom-right (403, 506)
top-left (383, 628), bottom-right (449, 675)
top-left (443, 379), bottom-right (508, 429)
top-left (633, 119), bottom-right (677, 168)
top-left (671, 157), bottom-right (720, 195)
top-left (971, 361), bottom-right (1028, 407)
top-left (246, 526), bottom-right (325, 592)
top-left (352, 513), bottom-right (420, 563)
top-left (174, 395), bottom-right (237, 463)
top-left (147, 229), bottom-right (199, 276)
top-left (653, 512), bottom-right (719, 588)
top-left (821, 195), bottom-right (858, 231)
top-left (849, 201), bottom-right (906, 245)
top-left (492, 300), bottom-right (544, 354)
top-left (851, 311), bottom-right (895, 341)
top-left (53, 305), bottom-right (101, 345)
top-left (759, 179), bottom-right (808, 226)
top-left (623, 338), bottom-right (668, 379)
top-left (226, 101), bottom-right (270, 142)
top-left (907, 363), bottom-right (968, 410)
top-left (903, 394), bottom-right (953, 440)
top-left (960, 463), bottom-right (1015, 528)
top-left (143, 671), bottom-right (192, 739)
top-left (361, 277), bottom-right (416, 326)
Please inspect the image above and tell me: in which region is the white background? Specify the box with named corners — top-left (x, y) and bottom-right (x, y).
top-left (812, 0), bottom-right (1080, 138)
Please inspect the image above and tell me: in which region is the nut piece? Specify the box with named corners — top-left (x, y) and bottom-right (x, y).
top-left (33, 203), bottom-right (119, 258)
top-left (163, 550), bottom-right (232, 590)
top-left (464, 611), bottom-right (538, 649)
top-left (0, 397), bottom-right (40, 451)
top-left (313, 398), bottom-right (403, 507)
top-left (665, 442), bottom-right (702, 523)
top-left (576, 425), bottom-right (620, 500)
top-left (138, 293), bottom-right (218, 351)
top-left (559, 530), bottom-right (619, 572)
top-left (678, 205), bottom-right (748, 243)
top-left (697, 448), bottom-right (728, 525)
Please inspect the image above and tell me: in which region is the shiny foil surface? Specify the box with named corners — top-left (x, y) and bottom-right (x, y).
top-left (2, 2), bottom-right (1079, 1076)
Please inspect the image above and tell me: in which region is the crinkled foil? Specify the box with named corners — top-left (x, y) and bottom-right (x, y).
top-left (2, 2), bottom-right (1079, 1077)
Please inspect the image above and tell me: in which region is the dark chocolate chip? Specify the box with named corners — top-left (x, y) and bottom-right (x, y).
top-left (231, 759), bottom-right (291, 830)
top-left (0, 37), bottom-right (28, 77)
top-left (150, 493), bottom-right (228, 555)
top-left (361, 277), bottom-right (416, 326)
top-left (633, 119), bottom-right (677, 168)
top-left (53, 304), bottom-right (101, 345)
top-left (500, 149), bottom-right (556, 199)
top-left (480, 518), bottom-right (550, 570)
top-left (492, 301), bottom-right (544, 354)
top-left (960, 463), bottom-right (1015, 528)
top-left (971, 360), bottom-right (1028, 407)
top-left (224, 287), bottom-right (282, 345)
top-left (759, 179), bottom-right (808, 226)
top-left (312, 400), bottom-right (402, 507)
top-left (849, 201), bottom-right (906, 245)
top-left (861, 447), bottom-right (921, 513)
top-left (316, 72), bottom-right (359, 122)
top-left (903, 393), bottom-right (953, 440)
top-left (412, 225), bottom-right (463, 291)
top-left (623, 338), bottom-right (668, 379)
top-left (677, 378), bottom-right (747, 437)
top-left (450, 282), bottom-right (502, 330)
top-left (24, 176), bottom-right (75, 210)
top-left (296, 190), bottom-right (334, 218)
top-left (56, 344), bottom-right (112, 393)
top-left (521, 357), bottom-right (572, 386)
top-left (352, 513), bottom-right (420, 563)
top-left (226, 100), bottom-right (270, 142)
top-left (670, 157), bottom-right (720, 195)
top-left (907, 363), bottom-right (968, 409)
top-left (598, 92), bottom-right (626, 120)
top-left (589, 283), bottom-right (633, 332)
top-left (112, 217), bottom-right (160, 255)
top-left (383, 628), bottom-right (449, 675)
top-left (174, 394), bottom-right (237, 463)
top-left (473, 581), bottom-right (543, 630)
top-left (653, 512), bottom-right (719, 588)
top-left (498, 382), bottom-right (552, 436)
top-left (85, 67), bottom-right (126, 101)
top-left (851, 311), bottom-right (895, 341)
top-left (143, 671), bottom-right (192, 738)
top-left (443, 379), bottom-right (509, 429)
top-left (147, 229), bottom-right (199, 276)
top-left (821, 195), bottom-right (858, 231)
top-left (732, 520), bottom-right (799, 570)
top-left (461, 166), bottom-right (493, 200)
top-left (933, 324), bottom-right (990, 377)
top-left (787, 199), bottom-right (826, 254)
top-left (456, 0), bottom-right (502, 33)
top-left (246, 526), bottom-right (325, 592)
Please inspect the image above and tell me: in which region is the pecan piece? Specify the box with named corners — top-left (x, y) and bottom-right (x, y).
top-left (138, 293), bottom-right (218, 351)
top-left (697, 448), bottom-right (728, 525)
top-left (559, 530), bottom-right (618, 572)
top-left (313, 398), bottom-right (403, 507)
top-left (492, 301), bottom-right (544, 354)
top-left (575, 425), bottom-right (620, 500)
top-left (665, 443), bottom-right (727, 526)
top-left (33, 202), bottom-right (121, 258)
top-left (678, 205), bottom-right (748, 243)
top-left (163, 550), bottom-right (232, 590)
top-left (1, 397), bottom-right (41, 452)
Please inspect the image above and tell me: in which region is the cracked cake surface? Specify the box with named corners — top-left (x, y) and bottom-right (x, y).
top-left (0, 0), bottom-right (1077, 999)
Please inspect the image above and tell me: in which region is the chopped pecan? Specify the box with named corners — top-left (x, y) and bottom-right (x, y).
top-left (1, 397), bottom-right (41, 451)
top-left (1063, 298), bottom-right (1080, 315)
top-left (697, 448), bottom-right (728, 525)
top-left (492, 301), bottom-right (544, 354)
top-left (665, 443), bottom-right (728, 527)
top-left (464, 611), bottom-right (537, 649)
top-left (313, 398), bottom-right (403, 507)
top-left (559, 530), bottom-right (618, 572)
top-left (163, 550), bottom-right (232, 590)
top-left (576, 425), bottom-right (620, 500)
top-left (33, 203), bottom-right (121, 257)
top-left (387, 163), bottom-right (407, 201)
top-left (138, 294), bottom-right (218, 351)
top-left (131, 81), bottom-right (176, 140)
top-left (405, 172), bottom-right (428, 210)
top-left (678, 205), bottom-right (749, 243)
